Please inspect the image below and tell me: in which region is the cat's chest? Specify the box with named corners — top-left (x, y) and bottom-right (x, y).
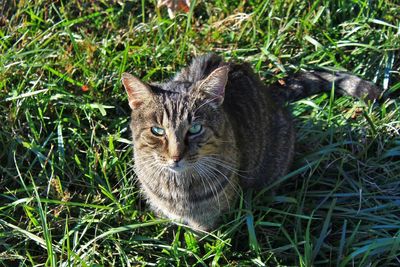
top-left (135, 161), bottom-right (229, 200)
top-left (136, 165), bottom-right (191, 197)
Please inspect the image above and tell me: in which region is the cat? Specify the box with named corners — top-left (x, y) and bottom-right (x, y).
top-left (121, 54), bottom-right (380, 231)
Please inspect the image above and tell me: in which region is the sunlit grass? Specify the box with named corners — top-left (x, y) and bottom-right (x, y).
top-left (1, 0), bottom-right (399, 265)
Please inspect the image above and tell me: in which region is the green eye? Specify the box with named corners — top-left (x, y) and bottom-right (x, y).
top-left (151, 126), bottom-right (165, 136)
top-left (188, 123), bottom-right (203, 135)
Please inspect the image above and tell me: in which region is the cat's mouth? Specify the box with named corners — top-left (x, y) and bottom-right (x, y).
top-left (167, 165), bottom-right (187, 173)
top-left (165, 159), bottom-right (190, 174)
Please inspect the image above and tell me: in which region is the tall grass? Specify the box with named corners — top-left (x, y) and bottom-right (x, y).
top-left (1, 0), bottom-right (399, 265)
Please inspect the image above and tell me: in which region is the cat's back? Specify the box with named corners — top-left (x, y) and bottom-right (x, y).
top-left (225, 62), bottom-right (276, 107)
top-left (174, 53), bottom-right (226, 83)
top-left (176, 54), bottom-right (294, 187)
top-left (223, 62), bottom-right (294, 188)
top-left (175, 53), bottom-right (277, 107)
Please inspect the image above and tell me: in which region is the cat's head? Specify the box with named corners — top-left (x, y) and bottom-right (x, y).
top-left (122, 66), bottom-right (231, 174)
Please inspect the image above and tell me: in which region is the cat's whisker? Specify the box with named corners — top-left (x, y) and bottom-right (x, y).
top-left (197, 159), bottom-right (240, 198)
top-left (134, 161), bottom-right (163, 183)
top-left (202, 155), bottom-right (260, 179)
top-left (115, 160), bottom-right (142, 187)
top-left (134, 156), bottom-right (163, 168)
top-left (135, 159), bottom-right (159, 168)
top-left (142, 163), bottom-right (163, 179)
top-left (201, 156), bottom-right (250, 179)
top-left (201, 166), bottom-right (227, 212)
top-left (191, 169), bottom-right (212, 207)
top-left (196, 161), bottom-right (231, 212)
top-left (193, 164), bottom-right (221, 211)
top-left (191, 95), bottom-right (220, 114)
top-left (198, 159), bottom-right (242, 199)
top-left (133, 154), bottom-right (157, 163)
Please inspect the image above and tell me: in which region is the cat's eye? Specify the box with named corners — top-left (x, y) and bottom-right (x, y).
top-left (151, 126), bottom-right (165, 136)
top-left (188, 123), bottom-right (203, 135)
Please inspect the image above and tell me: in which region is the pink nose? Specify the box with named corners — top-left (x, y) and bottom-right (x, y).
top-left (171, 155), bottom-right (181, 162)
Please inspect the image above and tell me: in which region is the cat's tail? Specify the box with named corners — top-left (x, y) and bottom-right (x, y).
top-left (277, 70), bottom-right (381, 102)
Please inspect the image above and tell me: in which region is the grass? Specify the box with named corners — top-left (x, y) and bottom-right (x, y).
top-left (1, 0), bottom-right (399, 265)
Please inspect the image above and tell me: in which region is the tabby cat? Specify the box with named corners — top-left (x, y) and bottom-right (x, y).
top-left (122, 54), bottom-right (379, 231)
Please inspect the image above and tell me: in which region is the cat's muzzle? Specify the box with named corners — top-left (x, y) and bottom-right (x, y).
top-left (167, 158), bottom-right (188, 173)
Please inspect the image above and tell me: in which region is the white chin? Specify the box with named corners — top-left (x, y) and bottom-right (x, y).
top-left (167, 165), bottom-right (188, 173)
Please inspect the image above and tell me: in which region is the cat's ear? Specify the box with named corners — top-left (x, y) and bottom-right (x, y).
top-left (121, 73), bottom-right (152, 109)
top-left (197, 66), bottom-right (229, 106)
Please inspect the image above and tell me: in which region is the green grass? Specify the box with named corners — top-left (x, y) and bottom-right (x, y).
top-left (1, 0), bottom-right (400, 265)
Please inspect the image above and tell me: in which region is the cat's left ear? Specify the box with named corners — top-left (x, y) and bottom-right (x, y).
top-left (197, 65), bottom-right (229, 107)
top-left (121, 73), bottom-right (152, 109)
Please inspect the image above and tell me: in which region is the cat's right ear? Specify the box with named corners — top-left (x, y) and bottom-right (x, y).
top-left (121, 73), bottom-right (152, 109)
top-left (197, 65), bottom-right (229, 107)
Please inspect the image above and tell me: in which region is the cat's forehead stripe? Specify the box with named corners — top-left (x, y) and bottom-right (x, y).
top-left (160, 95), bottom-right (190, 128)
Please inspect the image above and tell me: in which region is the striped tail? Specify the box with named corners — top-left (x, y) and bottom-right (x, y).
top-left (277, 70), bottom-right (381, 102)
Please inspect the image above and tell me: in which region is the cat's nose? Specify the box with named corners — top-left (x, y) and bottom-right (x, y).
top-left (171, 155), bottom-right (181, 163)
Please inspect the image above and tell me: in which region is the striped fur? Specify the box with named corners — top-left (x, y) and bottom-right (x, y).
top-left (122, 54), bottom-right (380, 230)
